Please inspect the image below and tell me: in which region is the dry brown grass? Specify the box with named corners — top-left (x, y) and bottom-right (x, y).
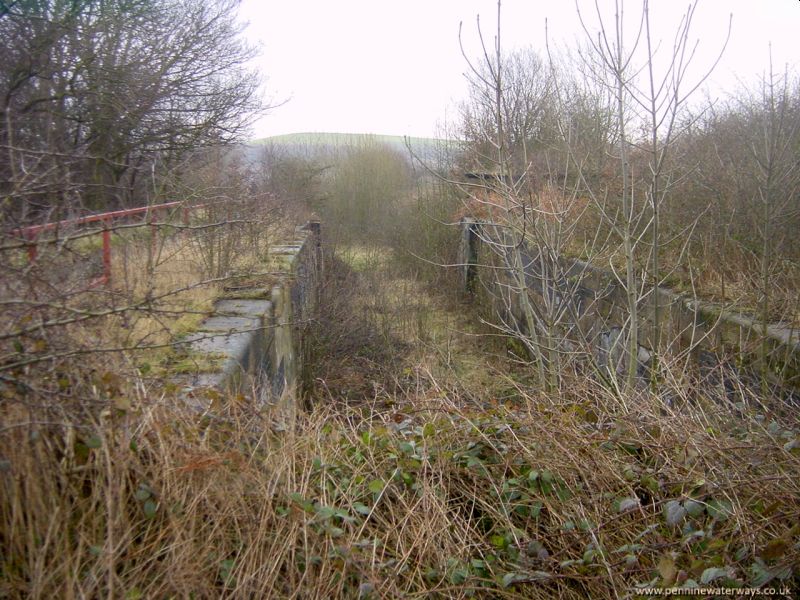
top-left (2, 355), bottom-right (797, 598)
top-left (2, 240), bottom-right (798, 599)
top-left (0, 199), bottom-right (291, 382)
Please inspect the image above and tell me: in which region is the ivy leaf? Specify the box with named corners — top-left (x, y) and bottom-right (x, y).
top-left (449, 566), bottom-right (469, 584)
top-left (325, 525), bottom-right (344, 537)
top-left (313, 505), bottom-right (336, 521)
top-left (700, 567), bottom-right (731, 584)
top-left (683, 498), bottom-right (705, 518)
top-left (663, 500), bottom-right (687, 526)
top-left (134, 486), bottom-right (151, 502)
top-left (353, 502), bottom-right (371, 516)
top-left (707, 498), bottom-right (733, 521)
top-left (501, 572), bottom-right (527, 588)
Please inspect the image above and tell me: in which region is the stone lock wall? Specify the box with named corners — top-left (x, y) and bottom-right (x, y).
top-left (174, 220), bottom-right (322, 414)
top-left (458, 218), bottom-right (799, 389)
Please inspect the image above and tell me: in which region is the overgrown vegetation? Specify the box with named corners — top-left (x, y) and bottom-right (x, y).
top-left (3, 234), bottom-right (797, 597)
top-left (1, 0), bottom-right (799, 597)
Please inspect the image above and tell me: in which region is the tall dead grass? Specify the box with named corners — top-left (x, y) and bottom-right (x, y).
top-left (3, 239), bottom-right (797, 598)
top-left (1, 358), bottom-right (797, 598)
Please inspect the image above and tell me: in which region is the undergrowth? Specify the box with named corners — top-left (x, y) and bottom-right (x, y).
top-left (2, 367), bottom-right (798, 598)
top-left (1, 243), bottom-right (798, 599)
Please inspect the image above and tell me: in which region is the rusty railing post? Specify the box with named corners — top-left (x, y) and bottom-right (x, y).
top-left (102, 217), bottom-right (112, 286)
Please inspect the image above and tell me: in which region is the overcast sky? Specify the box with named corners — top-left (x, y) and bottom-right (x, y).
top-left (238, 0), bottom-right (799, 140)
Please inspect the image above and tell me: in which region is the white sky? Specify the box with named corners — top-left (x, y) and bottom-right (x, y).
top-left (238, 0), bottom-right (799, 139)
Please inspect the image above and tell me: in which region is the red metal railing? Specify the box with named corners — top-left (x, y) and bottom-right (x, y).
top-left (12, 200), bottom-right (205, 287)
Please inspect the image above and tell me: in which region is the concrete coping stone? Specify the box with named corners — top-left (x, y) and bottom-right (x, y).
top-left (181, 329), bottom-right (253, 357)
top-left (197, 315), bottom-right (262, 333)
top-left (214, 299), bottom-right (272, 318)
top-left (270, 244), bottom-right (304, 255)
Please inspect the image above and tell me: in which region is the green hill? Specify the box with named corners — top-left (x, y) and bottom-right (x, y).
top-left (251, 132), bottom-right (456, 160)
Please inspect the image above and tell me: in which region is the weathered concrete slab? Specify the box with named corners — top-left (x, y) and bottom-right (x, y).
top-left (169, 220), bottom-right (321, 417)
top-left (197, 315), bottom-right (261, 333)
top-left (271, 244), bottom-right (304, 254)
top-left (215, 299), bottom-right (271, 318)
top-left (184, 330), bottom-right (254, 360)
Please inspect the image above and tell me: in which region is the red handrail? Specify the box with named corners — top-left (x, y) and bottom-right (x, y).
top-left (10, 200), bottom-right (213, 287)
top-left (14, 200), bottom-right (185, 238)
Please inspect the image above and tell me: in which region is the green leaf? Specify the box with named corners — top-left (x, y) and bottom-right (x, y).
top-left (578, 519), bottom-right (595, 531)
top-left (143, 499), bottom-right (157, 519)
top-left (490, 534), bottom-right (507, 548)
top-left (125, 588), bottom-right (144, 600)
top-left (466, 456), bottom-right (483, 469)
top-left (399, 442), bottom-right (415, 455)
top-left (85, 436), bottom-right (102, 449)
top-left (750, 560), bottom-right (773, 587)
top-left (707, 498), bottom-right (733, 521)
top-left (367, 479), bottom-right (385, 494)
top-left (684, 499), bottom-right (704, 518)
top-left (559, 559), bottom-right (580, 569)
top-left (89, 545), bottom-right (102, 556)
top-left (501, 572), bottom-right (527, 587)
top-left (555, 484), bottom-right (572, 501)
top-left (422, 423), bottom-right (435, 438)
top-left (641, 474), bottom-right (660, 494)
top-left (700, 567), bottom-right (731, 584)
top-left (314, 505), bottom-right (336, 520)
top-left (449, 566), bottom-right (469, 585)
top-left (614, 543), bottom-right (643, 554)
top-left (134, 487), bottom-right (151, 502)
top-left (220, 559), bottom-right (235, 573)
top-left (353, 502), bottom-right (371, 515)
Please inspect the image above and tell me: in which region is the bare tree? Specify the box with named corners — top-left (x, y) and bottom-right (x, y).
top-left (1, 0), bottom-right (263, 219)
